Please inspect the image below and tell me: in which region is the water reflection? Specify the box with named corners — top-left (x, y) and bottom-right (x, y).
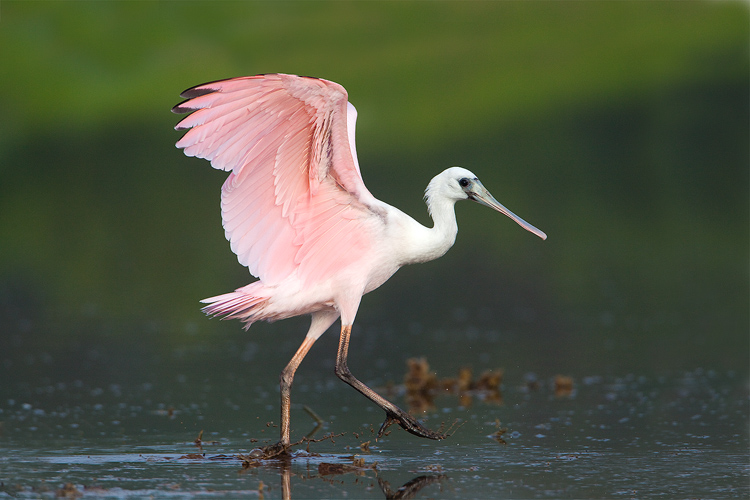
top-left (233, 411), bottom-right (445, 488)
top-left (229, 417), bottom-right (447, 498)
top-left (377, 474), bottom-right (446, 499)
top-left (0, 367), bottom-right (746, 497)
top-left (239, 452), bottom-right (446, 500)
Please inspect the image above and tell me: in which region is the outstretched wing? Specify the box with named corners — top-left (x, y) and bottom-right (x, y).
top-left (173, 74), bottom-right (382, 286)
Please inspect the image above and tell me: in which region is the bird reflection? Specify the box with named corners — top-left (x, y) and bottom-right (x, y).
top-left (377, 474), bottom-right (447, 499)
top-left (216, 402), bottom-right (450, 498)
top-left (257, 455), bottom-right (446, 500)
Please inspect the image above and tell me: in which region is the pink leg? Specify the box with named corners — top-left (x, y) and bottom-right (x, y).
top-left (280, 311), bottom-right (338, 446)
top-left (279, 335), bottom-right (316, 446)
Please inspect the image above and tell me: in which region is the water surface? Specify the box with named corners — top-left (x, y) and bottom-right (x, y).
top-left (2, 364), bottom-right (746, 498)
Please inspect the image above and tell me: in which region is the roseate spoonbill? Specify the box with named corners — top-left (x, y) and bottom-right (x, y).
top-left (173, 73), bottom-right (546, 452)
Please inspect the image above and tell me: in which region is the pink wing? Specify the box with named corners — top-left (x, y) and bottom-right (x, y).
top-left (173, 74), bottom-right (382, 286)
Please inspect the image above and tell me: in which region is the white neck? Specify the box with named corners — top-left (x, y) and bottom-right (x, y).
top-left (425, 192), bottom-right (460, 257)
top-left (396, 188), bottom-right (459, 266)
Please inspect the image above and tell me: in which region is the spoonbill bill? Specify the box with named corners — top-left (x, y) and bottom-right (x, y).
top-left (173, 73), bottom-right (546, 452)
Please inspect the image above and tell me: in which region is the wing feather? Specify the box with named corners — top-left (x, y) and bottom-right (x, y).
top-left (174, 73), bottom-right (382, 286)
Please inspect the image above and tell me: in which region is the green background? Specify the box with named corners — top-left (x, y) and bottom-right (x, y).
top-left (0, 2), bottom-right (747, 386)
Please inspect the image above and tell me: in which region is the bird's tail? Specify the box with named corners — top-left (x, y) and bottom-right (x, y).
top-left (200, 282), bottom-right (271, 330)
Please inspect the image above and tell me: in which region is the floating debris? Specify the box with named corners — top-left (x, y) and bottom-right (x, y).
top-left (490, 419), bottom-right (508, 445)
top-left (193, 429), bottom-right (219, 448)
top-left (554, 375), bottom-right (575, 398)
top-left (56, 482), bottom-right (82, 498)
top-left (237, 432), bottom-right (345, 462)
top-left (402, 357), bottom-right (504, 412)
top-left (318, 455), bottom-right (376, 476)
top-left (318, 462), bottom-right (360, 476)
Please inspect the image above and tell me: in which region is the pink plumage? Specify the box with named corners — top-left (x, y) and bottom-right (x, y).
top-left (174, 74), bottom-right (382, 327)
top-left (173, 73), bottom-right (546, 452)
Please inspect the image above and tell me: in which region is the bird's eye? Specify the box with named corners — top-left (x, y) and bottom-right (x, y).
top-left (459, 178), bottom-right (470, 188)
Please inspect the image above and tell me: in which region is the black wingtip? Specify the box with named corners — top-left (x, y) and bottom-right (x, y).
top-left (179, 86), bottom-right (217, 99)
top-left (173, 73), bottom-right (312, 115)
top-left (171, 101), bottom-right (194, 114)
top-left (178, 75), bottom-right (248, 99)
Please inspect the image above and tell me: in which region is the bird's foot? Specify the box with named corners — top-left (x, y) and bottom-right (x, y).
top-left (378, 409), bottom-right (446, 440)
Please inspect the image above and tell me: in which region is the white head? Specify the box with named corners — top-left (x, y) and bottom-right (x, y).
top-left (426, 167), bottom-right (547, 240)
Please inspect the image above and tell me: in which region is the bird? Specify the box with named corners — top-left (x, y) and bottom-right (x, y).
top-left (172, 73), bottom-right (546, 454)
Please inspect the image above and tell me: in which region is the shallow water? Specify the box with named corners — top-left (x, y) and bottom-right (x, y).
top-left (2, 23), bottom-right (747, 496)
top-left (2, 367), bottom-right (746, 498)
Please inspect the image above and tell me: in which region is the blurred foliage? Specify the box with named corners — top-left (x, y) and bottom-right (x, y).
top-left (1, 2), bottom-right (746, 149)
top-left (0, 1), bottom-right (747, 379)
